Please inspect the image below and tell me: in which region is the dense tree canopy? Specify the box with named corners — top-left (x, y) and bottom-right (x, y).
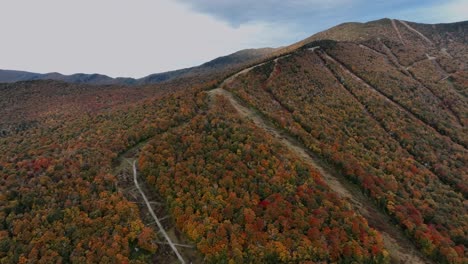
top-left (226, 38), bottom-right (467, 263)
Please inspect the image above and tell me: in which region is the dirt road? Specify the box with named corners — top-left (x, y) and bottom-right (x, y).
top-left (132, 160), bottom-right (186, 264)
top-left (208, 83), bottom-right (429, 264)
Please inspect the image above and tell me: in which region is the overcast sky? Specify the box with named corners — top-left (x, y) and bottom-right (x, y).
top-left (0, 0), bottom-right (466, 78)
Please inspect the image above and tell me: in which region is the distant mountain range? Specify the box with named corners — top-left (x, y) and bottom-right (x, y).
top-left (0, 47), bottom-right (276, 85)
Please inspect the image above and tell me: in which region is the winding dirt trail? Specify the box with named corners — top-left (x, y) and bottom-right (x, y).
top-left (209, 88), bottom-right (354, 201)
top-left (220, 54), bottom-right (292, 88)
top-left (379, 41), bottom-right (411, 75)
top-left (209, 88), bottom-right (429, 264)
top-left (321, 50), bottom-right (466, 148)
top-left (208, 58), bottom-right (430, 263)
top-left (114, 130), bottom-right (202, 263)
top-left (391, 19), bottom-right (405, 45)
top-left (398, 20), bottom-right (434, 45)
top-left (131, 160), bottom-right (186, 264)
top-left (374, 42), bottom-right (463, 127)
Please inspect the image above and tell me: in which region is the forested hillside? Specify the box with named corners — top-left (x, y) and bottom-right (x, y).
top-left (225, 19), bottom-right (467, 263)
top-left (0, 18), bottom-right (466, 263)
top-left (0, 78), bottom-right (208, 262)
top-left (137, 95), bottom-right (388, 263)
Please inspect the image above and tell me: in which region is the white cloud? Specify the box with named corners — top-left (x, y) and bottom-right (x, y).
top-left (0, 0), bottom-right (293, 77)
top-left (430, 0), bottom-right (468, 22)
top-left (1, 0), bottom-right (464, 78)
top-left (391, 0), bottom-right (468, 23)
top-left (176, 0), bottom-right (355, 25)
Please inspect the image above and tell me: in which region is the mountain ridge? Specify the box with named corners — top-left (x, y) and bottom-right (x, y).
top-left (0, 47), bottom-right (276, 86)
top-left (0, 17), bottom-right (467, 263)
top-left (2, 18), bottom-right (466, 86)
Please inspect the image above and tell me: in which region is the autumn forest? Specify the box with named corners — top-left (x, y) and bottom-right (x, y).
top-left (0, 18), bottom-right (467, 263)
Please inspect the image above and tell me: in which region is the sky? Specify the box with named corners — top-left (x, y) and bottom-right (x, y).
top-left (0, 0), bottom-right (466, 78)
